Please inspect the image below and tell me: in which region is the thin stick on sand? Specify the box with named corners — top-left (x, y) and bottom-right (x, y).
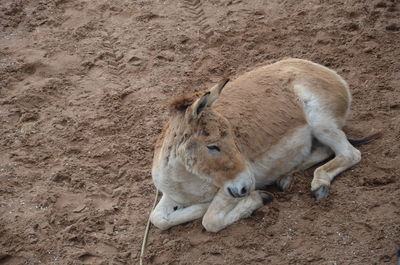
top-left (139, 188), bottom-right (159, 265)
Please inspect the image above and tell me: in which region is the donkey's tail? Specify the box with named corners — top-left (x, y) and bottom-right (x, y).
top-left (348, 130), bottom-right (382, 147)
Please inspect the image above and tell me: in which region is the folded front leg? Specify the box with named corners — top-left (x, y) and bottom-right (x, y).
top-left (202, 189), bottom-right (270, 232)
top-left (150, 194), bottom-right (210, 230)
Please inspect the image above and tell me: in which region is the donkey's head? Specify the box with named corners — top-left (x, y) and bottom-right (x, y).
top-left (167, 79), bottom-right (255, 198)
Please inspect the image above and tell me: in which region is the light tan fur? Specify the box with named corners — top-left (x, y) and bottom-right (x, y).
top-left (150, 58), bottom-right (362, 232)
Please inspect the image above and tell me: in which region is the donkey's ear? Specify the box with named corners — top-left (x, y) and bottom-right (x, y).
top-left (191, 92), bottom-right (210, 119)
top-left (189, 78), bottom-right (229, 119)
top-left (207, 78), bottom-right (229, 106)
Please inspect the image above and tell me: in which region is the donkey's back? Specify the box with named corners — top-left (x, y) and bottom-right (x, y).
top-left (214, 58), bottom-right (351, 164)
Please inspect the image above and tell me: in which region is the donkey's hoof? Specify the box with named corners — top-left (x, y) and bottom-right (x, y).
top-left (313, 185), bottom-right (329, 200)
top-left (259, 191), bottom-right (274, 204)
top-left (276, 175), bottom-right (293, 191)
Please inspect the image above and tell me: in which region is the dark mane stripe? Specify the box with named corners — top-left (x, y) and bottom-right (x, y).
top-left (169, 92), bottom-right (203, 113)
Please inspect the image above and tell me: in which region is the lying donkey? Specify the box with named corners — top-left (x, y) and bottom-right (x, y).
top-left (150, 58), bottom-right (377, 232)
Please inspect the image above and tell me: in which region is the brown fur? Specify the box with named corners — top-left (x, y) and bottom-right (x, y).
top-left (212, 59), bottom-right (350, 161)
top-left (214, 74), bottom-right (307, 161)
top-left (283, 59), bottom-right (350, 123)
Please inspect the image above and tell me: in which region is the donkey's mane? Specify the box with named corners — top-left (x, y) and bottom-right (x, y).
top-left (169, 91), bottom-right (203, 113)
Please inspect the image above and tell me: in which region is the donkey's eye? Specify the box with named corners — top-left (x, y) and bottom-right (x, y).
top-left (207, 145), bottom-right (220, 153)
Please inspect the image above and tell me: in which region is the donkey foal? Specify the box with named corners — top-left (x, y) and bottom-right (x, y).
top-left (150, 58), bottom-right (371, 232)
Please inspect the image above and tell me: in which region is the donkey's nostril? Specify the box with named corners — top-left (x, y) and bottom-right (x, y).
top-left (227, 187), bottom-right (236, 198)
top-left (240, 187), bottom-right (247, 195)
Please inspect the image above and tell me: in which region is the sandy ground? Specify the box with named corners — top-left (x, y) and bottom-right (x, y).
top-left (0, 0), bottom-right (399, 264)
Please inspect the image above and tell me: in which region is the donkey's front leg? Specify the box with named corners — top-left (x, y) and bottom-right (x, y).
top-left (202, 189), bottom-right (272, 232)
top-left (150, 194), bottom-right (210, 230)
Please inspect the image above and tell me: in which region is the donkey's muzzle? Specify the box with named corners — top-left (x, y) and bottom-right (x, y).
top-left (227, 185), bottom-right (249, 198)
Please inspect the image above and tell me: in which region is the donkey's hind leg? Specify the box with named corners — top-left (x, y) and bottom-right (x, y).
top-left (276, 175), bottom-right (294, 191)
top-left (311, 127), bottom-right (361, 200)
top-left (276, 144), bottom-right (333, 191)
top-left (299, 144), bottom-right (333, 171)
